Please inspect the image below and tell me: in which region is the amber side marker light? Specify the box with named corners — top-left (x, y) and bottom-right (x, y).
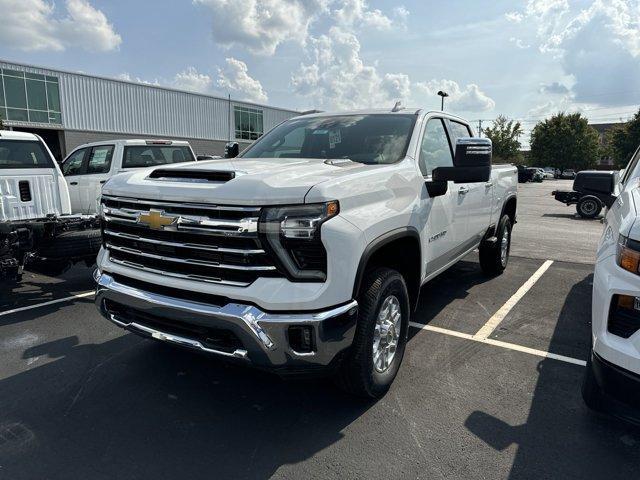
top-left (617, 235), bottom-right (640, 274)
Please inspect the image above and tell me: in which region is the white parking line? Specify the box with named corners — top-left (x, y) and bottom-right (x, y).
top-left (0, 291), bottom-right (95, 317)
top-left (410, 321), bottom-right (586, 367)
top-left (474, 259), bottom-right (554, 339)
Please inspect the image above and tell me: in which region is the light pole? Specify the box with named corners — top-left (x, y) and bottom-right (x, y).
top-left (437, 90), bottom-right (449, 111)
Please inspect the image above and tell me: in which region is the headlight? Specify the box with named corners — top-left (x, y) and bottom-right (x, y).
top-left (617, 234), bottom-right (640, 274)
top-left (259, 201), bottom-right (339, 281)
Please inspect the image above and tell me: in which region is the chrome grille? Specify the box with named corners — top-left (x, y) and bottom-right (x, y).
top-left (101, 195), bottom-right (282, 286)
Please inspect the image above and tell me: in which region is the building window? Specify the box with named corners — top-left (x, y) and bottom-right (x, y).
top-left (234, 106), bottom-right (263, 141)
top-left (0, 68), bottom-right (62, 125)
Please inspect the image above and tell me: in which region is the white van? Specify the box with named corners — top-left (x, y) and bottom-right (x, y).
top-left (61, 139), bottom-right (197, 214)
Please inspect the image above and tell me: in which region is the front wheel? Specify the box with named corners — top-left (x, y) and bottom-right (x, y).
top-left (479, 215), bottom-right (512, 276)
top-left (336, 267), bottom-right (410, 398)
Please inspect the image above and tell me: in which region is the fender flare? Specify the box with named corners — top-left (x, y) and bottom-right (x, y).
top-left (352, 227), bottom-right (421, 300)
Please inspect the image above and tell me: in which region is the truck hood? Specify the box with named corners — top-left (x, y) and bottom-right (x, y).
top-left (102, 158), bottom-right (373, 205)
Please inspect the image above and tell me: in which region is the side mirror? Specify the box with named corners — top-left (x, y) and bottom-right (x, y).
top-left (224, 142), bottom-right (239, 158)
top-left (433, 138), bottom-right (492, 184)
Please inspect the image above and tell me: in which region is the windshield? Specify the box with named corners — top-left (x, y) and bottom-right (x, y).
top-left (240, 114), bottom-right (416, 164)
top-left (122, 145), bottom-right (195, 168)
top-left (0, 139), bottom-right (54, 169)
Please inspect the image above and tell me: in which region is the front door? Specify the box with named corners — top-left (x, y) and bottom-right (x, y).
top-left (418, 117), bottom-right (468, 275)
top-left (79, 145), bottom-right (114, 214)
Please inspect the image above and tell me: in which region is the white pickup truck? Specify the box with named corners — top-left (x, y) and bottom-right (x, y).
top-left (61, 139), bottom-right (197, 214)
top-left (94, 109), bottom-right (517, 397)
top-left (0, 131), bottom-right (100, 283)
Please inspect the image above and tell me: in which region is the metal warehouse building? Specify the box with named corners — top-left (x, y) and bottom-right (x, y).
top-left (0, 60), bottom-right (300, 161)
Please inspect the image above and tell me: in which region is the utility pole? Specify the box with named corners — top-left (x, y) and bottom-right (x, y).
top-left (478, 119), bottom-right (483, 137)
top-left (228, 93), bottom-right (232, 141)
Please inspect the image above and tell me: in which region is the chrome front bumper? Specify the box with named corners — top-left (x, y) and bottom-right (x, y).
top-left (94, 272), bottom-right (358, 373)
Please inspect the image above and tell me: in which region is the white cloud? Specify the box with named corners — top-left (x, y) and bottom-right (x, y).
top-left (509, 0), bottom-right (640, 106)
top-left (217, 58), bottom-right (268, 103)
top-left (116, 73), bottom-right (159, 86)
top-left (332, 0), bottom-right (407, 30)
top-left (194, 0), bottom-right (329, 55)
top-left (414, 80), bottom-right (496, 112)
top-left (0, 0), bottom-right (121, 52)
top-left (291, 27), bottom-right (494, 112)
top-left (509, 37), bottom-right (530, 49)
top-left (172, 67), bottom-right (212, 93)
top-left (539, 82), bottom-right (571, 95)
top-left (291, 27), bottom-right (403, 109)
top-left (505, 11), bottom-right (523, 23)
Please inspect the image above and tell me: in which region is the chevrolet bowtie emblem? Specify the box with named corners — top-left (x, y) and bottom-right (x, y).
top-left (137, 209), bottom-right (176, 230)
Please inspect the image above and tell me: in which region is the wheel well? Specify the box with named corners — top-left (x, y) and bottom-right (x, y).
top-left (354, 233), bottom-right (421, 311)
top-left (503, 197), bottom-right (517, 224)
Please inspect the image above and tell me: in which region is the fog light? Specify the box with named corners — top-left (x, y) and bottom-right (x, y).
top-left (288, 325), bottom-right (314, 353)
top-left (609, 295), bottom-right (640, 338)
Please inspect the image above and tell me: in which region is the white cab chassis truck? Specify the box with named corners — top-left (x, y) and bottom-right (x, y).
top-left (94, 109), bottom-right (518, 397)
top-left (0, 131), bottom-right (100, 283)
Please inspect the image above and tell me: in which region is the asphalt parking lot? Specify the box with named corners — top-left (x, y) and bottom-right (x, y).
top-left (1, 179), bottom-right (639, 480)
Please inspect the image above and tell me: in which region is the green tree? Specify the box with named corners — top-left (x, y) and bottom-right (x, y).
top-left (529, 112), bottom-right (599, 172)
top-left (483, 115), bottom-right (523, 163)
top-left (604, 109), bottom-right (640, 168)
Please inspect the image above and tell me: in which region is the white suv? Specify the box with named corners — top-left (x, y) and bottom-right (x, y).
top-left (61, 139), bottom-right (197, 214)
top-left (584, 145), bottom-right (640, 420)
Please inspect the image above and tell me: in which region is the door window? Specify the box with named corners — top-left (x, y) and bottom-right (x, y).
top-left (87, 145), bottom-right (114, 174)
top-left (448, 121), bottom-right (472, 144)
top-left (62, 148), bottom-right (87, 176)
top-left (419, 119), bottom-right (453, 177)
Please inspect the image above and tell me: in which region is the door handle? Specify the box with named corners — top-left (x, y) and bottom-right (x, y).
top-left (458, 186), bottom-right (469, 195)
top-left (69, 182), bottom-right (78, 186)
top-left (99, 180), bottom-right (107, 184)
top-left (485, 181), bottom-right (494, 188)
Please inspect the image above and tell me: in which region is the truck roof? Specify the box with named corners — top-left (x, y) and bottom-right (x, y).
top-left (293, 109), bottom-right (470, 124)
top-left (0, 130), bottom-right (41, 141)
top-left (70, 139), bottom-right (192, 149)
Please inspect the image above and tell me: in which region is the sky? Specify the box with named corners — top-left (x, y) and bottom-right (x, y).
top-left (0, 0), bottom-right (639, 141)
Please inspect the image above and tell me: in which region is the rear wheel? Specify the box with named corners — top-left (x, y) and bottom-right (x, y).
top-left (336, 267), bottom-right (410, 398)
top-left (479, 215), bottom-right (512, 276)
top-left (576, 196), bottom-right (602, 219)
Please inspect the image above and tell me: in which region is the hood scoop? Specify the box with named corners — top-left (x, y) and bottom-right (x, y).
top-left (147, 169), bottom-right (236, 183)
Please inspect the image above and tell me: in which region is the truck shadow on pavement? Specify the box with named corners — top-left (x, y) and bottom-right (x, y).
top-left (0, 332), bottom-right (374, 480)
top-left (463, 274), bottom-right (640, 479)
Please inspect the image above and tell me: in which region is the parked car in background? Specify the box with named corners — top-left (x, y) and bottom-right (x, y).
top-left (93, 109), bottom-right (518, 398)
top-left (544, 167), bottom-right (556, 178)
top-left (62, 139), bottom-right (197, 214)
top-left (0, 131), bottom-right (100, 284)
top-left (527, 167), bottom-right (544, 182)
top-left (559, 169), bottom-right (577, 179)
top-left (583, 145), bottom-right (640, 423)
top-left (517, 165), bottom-right (533, 183)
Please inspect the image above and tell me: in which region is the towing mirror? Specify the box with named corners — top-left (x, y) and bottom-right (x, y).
top-left (224, 141), bottom-right (239, 158)
top-left (432, 138), bottom-right (492, 185)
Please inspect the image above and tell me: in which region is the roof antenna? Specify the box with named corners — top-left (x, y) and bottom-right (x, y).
top-left (391, 101), bottom-right (404, 112)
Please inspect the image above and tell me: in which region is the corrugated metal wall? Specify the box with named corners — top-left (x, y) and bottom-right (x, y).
top-left (1, 60), bottom-right (299, 141)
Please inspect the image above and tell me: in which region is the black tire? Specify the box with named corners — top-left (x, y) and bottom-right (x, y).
top-left (582, 350), bottom-right (604, 412)
top-left (37, 228), bottom-right (102, 259)
top-left (336, 267), bottom-right (410, 398)
top-left (576, 196), bottom-right (602, 219)
top-left (479, 215), bottom-right (512, 276)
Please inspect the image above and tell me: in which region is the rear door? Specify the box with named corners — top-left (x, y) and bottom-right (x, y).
top-left (79, 144), bottom-right (115, 213)
top-left (61, 147), bottom-right (89, 213)
top-left (418, 117), bottom-right (468, 274)
top-left (447, 119), bottom-right (493, 243)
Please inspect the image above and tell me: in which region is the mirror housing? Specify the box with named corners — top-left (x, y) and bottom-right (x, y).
top-left (433, 137), bottom-right (492, 185)
top-left (224, 141), bottom-right (239, 158)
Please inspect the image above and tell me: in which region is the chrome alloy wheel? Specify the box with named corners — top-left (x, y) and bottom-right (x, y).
top-left (500, 227), bottom-right (510, 267)
top-left (373, 295), bottom-right (401, 373)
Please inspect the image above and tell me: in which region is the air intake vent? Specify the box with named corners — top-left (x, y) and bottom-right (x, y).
top-left (148, 169), bottom-right (235, 183)
top-left (18, 181), bottom-right (31, 202)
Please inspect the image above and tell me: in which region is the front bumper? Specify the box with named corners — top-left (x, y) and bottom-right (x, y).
top-left (591, 351), bottom-right (640, 413)
top-left (94, 272), bottom-right (358, 375)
